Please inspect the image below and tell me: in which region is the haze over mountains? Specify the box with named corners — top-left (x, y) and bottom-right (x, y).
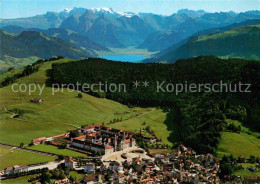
top-left (0, 7), bottom-right (260, 71)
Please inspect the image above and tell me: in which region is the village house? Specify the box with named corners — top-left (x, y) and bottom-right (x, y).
top-left (82, 174), bottom-right (101, 184)
top-left (31, 137), bottom-right (47, 145)
top-left (4, 165), bottom-right (29, 175)
top-left (54, 178), bottom-right (70, 184)
top-left (64, 156), bottom-right (75, 169)
top-left (108, 161), bottom-right (123, 172)
top-left (84, 163), bottom-right (95, 174)
top-left (238, 155), bottom-right (246, 163)
top-left (30, 98), bottom-right (44, 103)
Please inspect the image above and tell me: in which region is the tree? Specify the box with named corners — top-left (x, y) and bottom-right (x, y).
top-left (39, 171), bottom-right (51, 184)
top-left (69, 175), bottom-right (74, 182)
top-left (8, 67), bottom-right (15, 71)
top-left (19, 142), bottom-right (24, 148)
top-left (220, 163), bottom-right (233, 178)
top-left (249, 155), bottom-right (256, 163)
top-left (78, 93), bottom-right (83, 98)
top-left (70, 130), bottom-right (79, 138)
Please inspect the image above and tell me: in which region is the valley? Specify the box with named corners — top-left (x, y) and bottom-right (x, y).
top-left (0, 4), bottom-right (260, 183)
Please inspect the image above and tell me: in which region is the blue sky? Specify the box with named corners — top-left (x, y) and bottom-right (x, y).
top-left (0, 0), bottom-right (259, 19)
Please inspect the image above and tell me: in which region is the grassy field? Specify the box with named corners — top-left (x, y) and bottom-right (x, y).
top-left (0, 59), bottom-right (133, 146)
top-left (110, 107), bottom-right (177, 146)
top-left (1, 174), bottom-right (38, 184)
top-left (216, 132), bottom-right (260, 158)
top-left (69, 171), bottom-right (85, 181)
top-left (0, 55), bottom-right (39, 73)
top-left (234, 163), bottom-right (260, 179)
top-left (216, 119), bottom-right (260, 158)
top-left (0, 147), bottom-right (55, 170)
top-left (29, 144), bottom-right (87, 157)
top-left (234, 169), bottom-right (256, 179)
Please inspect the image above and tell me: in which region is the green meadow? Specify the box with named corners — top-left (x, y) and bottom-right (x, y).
top-left (1, 174), bottom-right (37, 184)
top-left (29, 144), bottom-right (87, 157)
top-left (0, 147), bottom-right (55, 170)
top-left (216, 120), bottom-right (260, 158)
top-left (0, 59), bottom-right (133, 146)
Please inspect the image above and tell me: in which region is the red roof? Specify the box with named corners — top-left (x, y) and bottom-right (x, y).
top-left (32, 137), bottom-right (47, 143)
top-left (65, 156), bottom-right (74, 163)
top-left (239, 155), bottom-right (246, 158)
top-left (73, 135), bottom-right (85, 141)
top-left (105, 145), bottom-right (113, 149)
top-left (125, 139), bottom-right (131, 143)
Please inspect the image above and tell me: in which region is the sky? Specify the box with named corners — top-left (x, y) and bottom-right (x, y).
top-left (0, 0), bottom-right (260, 19)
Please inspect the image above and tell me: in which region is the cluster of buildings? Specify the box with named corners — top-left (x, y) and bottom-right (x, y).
top-left (31, 133), bottom-right (69, 145)
top-left (63, 144), bottom-right (220, 184)
top-left (70, 125), bottom-right (136, 155)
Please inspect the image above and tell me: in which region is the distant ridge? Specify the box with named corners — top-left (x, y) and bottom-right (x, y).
top-left (0, 30), bottom-right (96, 59)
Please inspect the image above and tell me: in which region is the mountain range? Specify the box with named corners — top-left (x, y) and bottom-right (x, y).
top-left (0, 8), bottom-right (260, 71)
top-left (149, 24), bottom-right (260, 63)
top-left (0, 30), bottom-right (95, 59)
top-left (1, 26), bottom-right (110, 52)
top-left (1, 8), bottom-right (260, 49)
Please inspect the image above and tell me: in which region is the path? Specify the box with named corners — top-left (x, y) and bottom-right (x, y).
top-left (2, 107), bottom-right (27, 122)
top-left (28, 160), bottom-right (64, 171)
top-left (129, 106), bottom-right (156, 125)
top-left (39, 99), bottom-right (75, 112)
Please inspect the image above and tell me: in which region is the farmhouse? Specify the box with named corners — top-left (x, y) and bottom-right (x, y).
top-left (4, 165), bottom-right (29, 175)
top-left (65, 156), bottom-right (75, 168)
top-left (30, 98), bottom-right (44, 103)
top-left (31, 137), bottom-right (47, 145)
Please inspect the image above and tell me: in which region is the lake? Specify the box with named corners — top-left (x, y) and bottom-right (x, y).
top-left (99, 55), bottom-right (148, 63)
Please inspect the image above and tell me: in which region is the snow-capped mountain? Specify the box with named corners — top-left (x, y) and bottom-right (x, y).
top-left (90, 7), bottom-right (136, 18)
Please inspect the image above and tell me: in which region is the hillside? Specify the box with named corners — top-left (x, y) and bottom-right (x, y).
top-left (0, 12), bottom-right (68, 29)
top-left (0, 56), bottom-right (259, 159)
top-left (0, 30), bottom-right (96, 72)
top-left (154, 19), bottom-right (260, 58)
top-left (50, 56), bottom-right (260, 153)
top-left (0, 58), bottom-right (171, 148)
top-left (0, 30), bottom-right (96, 59)
top-left (153, 25), bottom-right (260, 63)
top-left (1, 26), bottom-right (110, 52)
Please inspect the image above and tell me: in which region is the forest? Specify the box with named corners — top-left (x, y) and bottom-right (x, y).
top-left (50, 56), bottom-right (260, 153)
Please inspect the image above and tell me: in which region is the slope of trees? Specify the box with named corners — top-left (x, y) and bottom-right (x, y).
top-left (51, 56), bottom-right (260, 153)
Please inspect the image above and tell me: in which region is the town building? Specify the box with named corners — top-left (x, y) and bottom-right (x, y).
top-left (84, 163), bottom-right (95, 174)
top-left (4, 165), bottom-right (29, 175)
top-left (31, 137), bottom-right (47, 145)
top-left (64, 156), bottom-right (75, 169)
top-left (70, 125), bottom-right (136, 155)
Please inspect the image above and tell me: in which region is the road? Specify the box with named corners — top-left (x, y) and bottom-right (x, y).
top-left (28, 160), bottom-right (64, 171)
